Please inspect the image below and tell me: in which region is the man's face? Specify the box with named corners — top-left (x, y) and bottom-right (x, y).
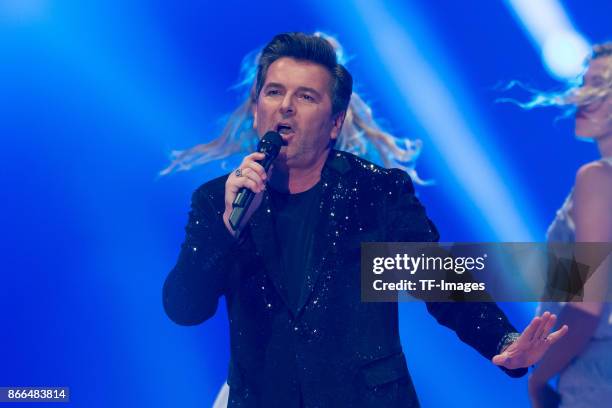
top-left (253, 57), bottom-right (344, 169)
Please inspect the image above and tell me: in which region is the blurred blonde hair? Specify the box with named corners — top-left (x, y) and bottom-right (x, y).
top-left (161, 32), bottom-right (428, 184)
top-left (498, 42), bottom-right (612, 114)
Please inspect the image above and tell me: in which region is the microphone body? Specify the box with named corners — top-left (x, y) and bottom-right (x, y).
top-left (229, 131), bottom-right (283, 231)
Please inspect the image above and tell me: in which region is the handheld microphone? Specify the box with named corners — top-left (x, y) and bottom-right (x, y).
top-left (229, 131), bottom-right (283, 231)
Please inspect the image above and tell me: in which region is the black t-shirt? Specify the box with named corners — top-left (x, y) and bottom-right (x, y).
top-left (268, 181), bottom-right (322, 311)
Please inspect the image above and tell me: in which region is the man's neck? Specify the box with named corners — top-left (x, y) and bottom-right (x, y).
top-left (270, 149), bottom-right (330, 194)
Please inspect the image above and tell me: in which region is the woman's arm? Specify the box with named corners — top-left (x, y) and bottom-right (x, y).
top-left (529, 162), bottom-right (612, 394)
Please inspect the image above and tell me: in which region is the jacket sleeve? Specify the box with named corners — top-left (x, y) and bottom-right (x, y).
top-left (383, 168), bottom-right (439, 243)
top-left (163, 183), bottom-right (237, 326)
top-left (385, 169), bottom-right (527, 378)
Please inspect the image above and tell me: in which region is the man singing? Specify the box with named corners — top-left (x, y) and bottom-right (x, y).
top-left (163, 32), bottom-right (567, 407)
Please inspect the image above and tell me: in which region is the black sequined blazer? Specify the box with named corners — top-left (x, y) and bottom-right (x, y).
top-left (163, 150), bottom-right (525, 408)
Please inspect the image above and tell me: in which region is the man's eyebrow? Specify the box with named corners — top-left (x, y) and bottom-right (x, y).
top-left (263, 83), bottom-right (323, 98)
top-left (296, 86), bottom-right (323, 98)
top-left (263, 82), bottom-right (285, 89)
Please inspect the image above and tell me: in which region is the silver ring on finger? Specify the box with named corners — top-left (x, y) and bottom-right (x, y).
top-left (234, 168), bottom-right (243, 177)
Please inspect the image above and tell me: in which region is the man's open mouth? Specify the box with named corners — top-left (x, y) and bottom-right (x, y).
top-left (276, 124), bottom-right (294, 135)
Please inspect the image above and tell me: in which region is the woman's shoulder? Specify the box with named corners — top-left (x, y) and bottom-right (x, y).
top-left (573, 159), bottom-right (612, 238)
top-left (575, 159), bottom-right (612, 191)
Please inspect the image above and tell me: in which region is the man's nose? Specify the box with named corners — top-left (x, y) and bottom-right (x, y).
top-left (279, 95), bottom-right (295, 116)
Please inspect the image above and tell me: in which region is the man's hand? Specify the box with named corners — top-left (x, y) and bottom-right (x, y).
top-left (223, 152), bottom-right (269, 237)
top-left (492, 311), bottom-right (569, 369)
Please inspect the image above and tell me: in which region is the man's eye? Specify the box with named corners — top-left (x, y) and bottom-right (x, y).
top-left (301, 94), bottom-right (315, 101)
top-left (266, 89), bottom-right (281, 96)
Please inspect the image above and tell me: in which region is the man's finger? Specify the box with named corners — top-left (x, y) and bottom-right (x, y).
top-left (240, 168), bottom-right (265, 191)
top-left (522, 316), bottom-right (543, 342)
top-left (533, 312), bottom-right (551, 340)
top-left (545, 324), bottom-right (569, 345)
top-left (538, 313), bottom-right (557, 340)
top-left (242, 152), bottom-right (267, 169)
top-left (491, 353), bottom-right (507, 366)
top-left (243, 160), bottom-right (268, 182)
top-left (236, 178), bottom-right (260, 194)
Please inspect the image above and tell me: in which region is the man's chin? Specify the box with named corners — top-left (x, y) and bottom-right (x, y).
top-left (274, 150), bottom-right (304, 171)
top-left (273, 149), bottom-right (289, 166)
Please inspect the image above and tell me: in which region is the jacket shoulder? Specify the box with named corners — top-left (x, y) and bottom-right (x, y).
top-left (333, 150), bottom-right (414, 192)
top-left (192, 173), bottom-right (229, 212)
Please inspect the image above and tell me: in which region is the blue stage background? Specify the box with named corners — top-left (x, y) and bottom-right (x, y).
top-left (1, 0), bottom-right (609, 406)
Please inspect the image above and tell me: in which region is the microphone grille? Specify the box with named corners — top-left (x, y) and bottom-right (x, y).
top-left (260, 131), bottom-right (283, 147)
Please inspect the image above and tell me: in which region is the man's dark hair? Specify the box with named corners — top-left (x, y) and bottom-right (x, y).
top-left (255, 32), bottom-right (353, 116)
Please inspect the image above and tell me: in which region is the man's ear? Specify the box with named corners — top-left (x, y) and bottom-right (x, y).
top-left (330, 110), bottom-right (347, 140)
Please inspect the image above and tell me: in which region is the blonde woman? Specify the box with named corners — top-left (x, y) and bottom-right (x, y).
top-left (514, 42), bottom-right (612, 408)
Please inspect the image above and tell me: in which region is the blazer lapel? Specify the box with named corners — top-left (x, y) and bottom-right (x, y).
top-left (248, 150), bottom-right (353, 316)
top-left (294, 151), bottom-right (352, 315)
top-left (248, 191), bottom-right (293, 312)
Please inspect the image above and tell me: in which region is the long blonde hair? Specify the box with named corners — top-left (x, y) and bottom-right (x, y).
top-left (498, 42), bottom-right (612, 114)
top-left (161, 32), bottom-right (428, 184)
